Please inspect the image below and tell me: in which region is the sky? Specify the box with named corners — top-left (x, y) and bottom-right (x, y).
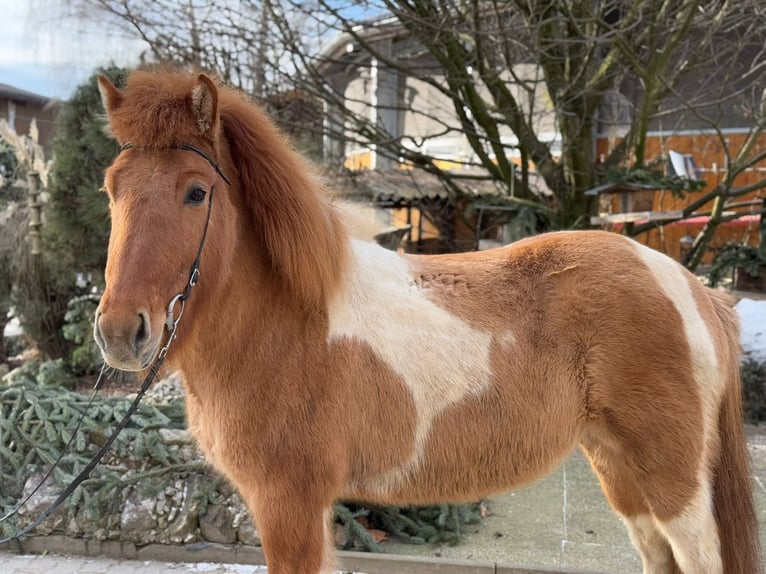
top-left (0, 1), bottom-right (382, 101)
top-left (0, 0), bottom-right (147, 99)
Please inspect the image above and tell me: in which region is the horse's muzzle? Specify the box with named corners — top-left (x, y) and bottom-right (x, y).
top-left (94, 308), bottom-right (158, 371)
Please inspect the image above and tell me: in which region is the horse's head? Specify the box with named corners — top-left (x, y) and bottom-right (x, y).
top-left (94, 72), bottom-right (237, 371)
top-left (95, 70), bottom-right (349, 371)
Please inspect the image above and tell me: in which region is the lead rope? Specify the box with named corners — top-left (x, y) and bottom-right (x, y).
top-left (0, 143), bottom-right (225, 546)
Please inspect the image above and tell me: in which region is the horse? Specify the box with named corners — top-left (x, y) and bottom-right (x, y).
top-left (93, 69), bottom-right (759, 574)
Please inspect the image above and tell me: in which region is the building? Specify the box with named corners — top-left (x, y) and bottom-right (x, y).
top-left (317, 16), bottom-right (765, 261)
top-left (0, 83), bottom-right (58, 149)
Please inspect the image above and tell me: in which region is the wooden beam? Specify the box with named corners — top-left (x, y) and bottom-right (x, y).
top-left (590, 210), bottom-right (684, 225)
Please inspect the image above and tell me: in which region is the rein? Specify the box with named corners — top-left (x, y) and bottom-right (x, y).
top-left (0, 143), bottom-right (230, 546)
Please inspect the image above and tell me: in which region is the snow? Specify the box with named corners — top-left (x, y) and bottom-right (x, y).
top-left (736, 298), bottom-right (766, 362)
top-left (3, 317), bottom-right (21, 337)
top-left (171, 562), bottom-right (268, 572)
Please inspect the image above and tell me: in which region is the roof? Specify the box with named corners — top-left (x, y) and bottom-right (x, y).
top-left (0, 83), bottom-right (52, 105)
top-left (316, 16), bottom-right (405, 74)
top-left (328, 168), bottom-right (529, 207)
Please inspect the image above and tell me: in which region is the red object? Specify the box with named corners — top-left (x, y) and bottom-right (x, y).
top-left (611, 214), bottom-right (760, 231)
top-left (667, 215), bottom-right (761, 227)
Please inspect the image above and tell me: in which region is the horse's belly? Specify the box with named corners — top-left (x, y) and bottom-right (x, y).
top-left (388, 382), bottom-right (581, 503)
top-left (344, 419), bottom-right (578, 506)
top-left (345, 459), bottom-right (557, 507)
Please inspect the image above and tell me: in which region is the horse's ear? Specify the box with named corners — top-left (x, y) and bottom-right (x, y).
top-left (191, 74), bottom-right (219, 137)
top-left (98, 75), bottom-right (123, 115)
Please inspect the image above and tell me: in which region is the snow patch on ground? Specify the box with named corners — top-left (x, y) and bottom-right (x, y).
top-left (736, 298), bottom-right (766, 362)
top-left (176, 562), bottom-right (268, 572)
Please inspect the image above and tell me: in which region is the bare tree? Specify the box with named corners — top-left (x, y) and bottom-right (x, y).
top-left (57, 0), bottom-right (766, 252)
top-left (270, 0), bottom-right (766, 233)
top-left (61, 0), bottom-right (296, 98)
top-left (633, 85), bottom-right (766, 269)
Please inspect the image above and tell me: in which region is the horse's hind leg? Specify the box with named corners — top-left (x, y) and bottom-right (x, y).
top-left (581, 440), bottom-right (680, 574)
top-left (651, 477), bottom-right (721, 574)
top-left (625, 515), bottom-right (680, 574)
top-left (583, 428), bottom-right (723, 574)
top-left (621, 422), bottom-right (722, 573)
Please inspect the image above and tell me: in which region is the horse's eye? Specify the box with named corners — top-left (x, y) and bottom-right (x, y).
top-left (185, 187), bottom-right (207, 205)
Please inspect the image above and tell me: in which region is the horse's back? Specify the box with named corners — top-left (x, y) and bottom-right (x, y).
top-left (410, 229), bottom-right (730, 355)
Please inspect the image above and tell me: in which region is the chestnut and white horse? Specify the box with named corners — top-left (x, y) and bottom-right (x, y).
top-left (94, 70), bottom-right (759, 574)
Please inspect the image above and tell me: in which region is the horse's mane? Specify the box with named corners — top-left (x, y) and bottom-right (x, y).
top-left (105, 68), bottom-right (349, 309)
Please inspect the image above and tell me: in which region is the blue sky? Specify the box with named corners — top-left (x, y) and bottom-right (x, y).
top-left (0, 0), bottom-right (146, 99)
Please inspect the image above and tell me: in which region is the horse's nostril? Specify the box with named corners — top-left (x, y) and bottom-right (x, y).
top-left (134, 311), bottom-right (151, 353)
top-left (94, 311), bottom-right (105, 350)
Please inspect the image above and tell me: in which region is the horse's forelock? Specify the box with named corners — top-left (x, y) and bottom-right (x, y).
top-left (106, 70), bottom-right (216, 150)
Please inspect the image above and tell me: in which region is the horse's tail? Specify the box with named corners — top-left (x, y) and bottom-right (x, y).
top-left (711, 293), bottom-right (761, 573)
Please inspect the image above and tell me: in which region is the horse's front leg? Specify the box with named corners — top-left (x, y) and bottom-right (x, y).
top-left (244, 483), bottom-right (336, 574)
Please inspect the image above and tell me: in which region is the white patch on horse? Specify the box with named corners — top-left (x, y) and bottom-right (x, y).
top-left (328, 240), bottom-right (493, 486)
top-left (632, 244), bottom-right (719, 388)
top-left (656, 480), bottom-right (721, 573)
top-left (632, 243), bottom-right (722, 450)
top-left (497, 331), bottom-right (517, 349)
top-left (623, 513), bottom-right (674, 571)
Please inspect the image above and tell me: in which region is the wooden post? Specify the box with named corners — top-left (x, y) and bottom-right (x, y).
top-left (27, 170), bottom-right (42, 256)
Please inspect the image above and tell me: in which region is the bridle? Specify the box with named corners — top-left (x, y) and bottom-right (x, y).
top-left (155, 144), bottom-right (230, 358)
top-left (0, 143), bottom-right (230, 546)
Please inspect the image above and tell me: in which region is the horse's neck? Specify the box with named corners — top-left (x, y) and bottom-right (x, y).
top-left (175, 232), bottom-right (330, 397)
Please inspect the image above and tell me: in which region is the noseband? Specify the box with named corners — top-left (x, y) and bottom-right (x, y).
top-left (0, 143), bottom-right (231, 546)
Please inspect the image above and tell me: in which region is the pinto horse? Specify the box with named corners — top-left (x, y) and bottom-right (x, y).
top-left (94, 70), bottom-right (759, 574)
